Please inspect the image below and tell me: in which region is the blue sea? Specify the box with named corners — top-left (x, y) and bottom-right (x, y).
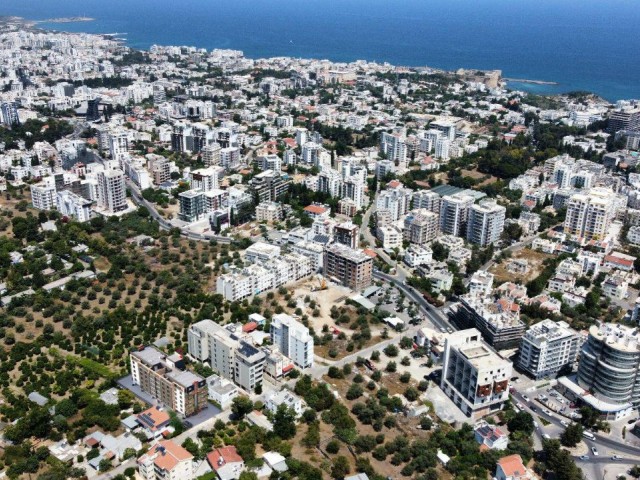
top-left (2, 0), bottom-right (640, 101)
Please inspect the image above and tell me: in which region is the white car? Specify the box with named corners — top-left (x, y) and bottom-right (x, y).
top-left (560, 420), bottom-right (569, 427)
top-left (522, 395), bottom-right (530, 402)
top-left (591, 447), bottom-right (599, 456)
top-left (533, 421), bottom-right (539, 429)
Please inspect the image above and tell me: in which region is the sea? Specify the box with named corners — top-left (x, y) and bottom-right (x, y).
top-left (2, 0), bottom-right (640, 101)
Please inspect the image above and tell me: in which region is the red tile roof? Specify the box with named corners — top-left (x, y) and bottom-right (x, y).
top-left (304, 205), bottom-right (328, 214)
top-left (207, 446), bottom-right (244, 471)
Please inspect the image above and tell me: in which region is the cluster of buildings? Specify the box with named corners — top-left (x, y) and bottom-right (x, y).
top-left (188, 313), bottom-right (313, 392)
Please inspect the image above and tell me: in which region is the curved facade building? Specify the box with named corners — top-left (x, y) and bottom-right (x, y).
top-left (577, 324), bottom-right (640, 407)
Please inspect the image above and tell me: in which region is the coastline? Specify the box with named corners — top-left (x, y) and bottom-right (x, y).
top-left (0, 13), bottom-right (619, 102)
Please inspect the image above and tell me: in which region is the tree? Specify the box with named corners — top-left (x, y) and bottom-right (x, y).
top-left (331, 455), bottom-right (351, 480)
top-left (239, 472), bottom-right (258, 480)
top-left (560, 422), bottom-right (583, 447)
top-left (231, 396), bottom-right (254, 420)
top-left (346, 384), bottom-right (364, 400)
top-left (507, 411), bottom-right (534, 436)
top-left (326, 439), bottom-right (340, 454)
top-left (383, 344), bottom-right (399, 357)
top-left (118, 389), bottom-right (136, 409)
top-left (273, 404), bottom-right (297, 440)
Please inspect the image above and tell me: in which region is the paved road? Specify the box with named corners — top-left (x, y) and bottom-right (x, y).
top-left (373, 270), bottom-right (452, 332)
top-left (126, 179), bottom-right (231, 244)
top-left (511, 390), bottom-right (640, 459)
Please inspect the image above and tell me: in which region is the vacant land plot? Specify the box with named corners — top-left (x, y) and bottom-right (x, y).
top-left (489, 247), bottom-right (553, 284)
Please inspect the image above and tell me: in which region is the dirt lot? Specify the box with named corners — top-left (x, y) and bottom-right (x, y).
top-left (460, 168), bottom-right (498, 186)
top-left (489, 248), bottom-right (553, 284)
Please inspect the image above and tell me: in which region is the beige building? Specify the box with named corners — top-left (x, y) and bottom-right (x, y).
top-left (563, 188), bottom-right (618, 241)
top-left (130, 346), bottom-right (207, 417)
top-left (441, 329), bottom-right (512, 419)
top-left (138, 440), bottom-right (194, 480)
top-left (323, 243), bottom-right (373, 291)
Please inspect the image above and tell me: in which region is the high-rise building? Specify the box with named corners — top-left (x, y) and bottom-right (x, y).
top-left (190, 167), bottom-right (219, 192)
top-left (440, 193), bottom-right (474, 237)
top-left (440, 328), bottom-right (512, 419)
top-left (435, 138), bottom-right (450, 161)
top-left (96, 169), bottom-right (127, 213)
top-left (0, 102), bottom-right (20, 126)
top-left (187, 320), bottom-right (266, 392)
top-left (564, 188), bottom-right (617, 241)
top-left (323, 243), bottom-right (373, 291)
top-left (178, 189), bottom-right (205, 222)
top-left (202, 143), bottom-right (222, 167)
top-left (517, 320), bottom-right (579, 380)
top-left (608, 107), bottom-right (640, 133)
top-left (576, 323), bottom-right (640, 415)
top-left (250, 170), bottom-right (291, 203)
top-left (403, 209), bottom-right (439, 245)
top-left (270, 313), bottom-right (314, 369)
top-left (130, 346), bottom-right (207, 417)
top-left (376, 187), bottom-right (412, 221)
top-left (413, 190), bottom-right (441, 214)
top-left (30, 183), bottom-right (57, 211)
top-left (380, 132), bottom-right (407, 165)
top-left (466, 200), bottom-right (506, 246)
top-left (86, 98), bottom-right (101, 122)
top-left (334, 222), bottom-right (359, 249)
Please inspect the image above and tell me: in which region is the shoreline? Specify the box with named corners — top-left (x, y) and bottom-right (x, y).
top-left (504, 77), bottom-right (559, 86)
top-left (0, 14), bottom-right (618, 102)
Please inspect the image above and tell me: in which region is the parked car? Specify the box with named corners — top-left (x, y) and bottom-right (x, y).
top-left (591, 447), bottom-right (599, 456)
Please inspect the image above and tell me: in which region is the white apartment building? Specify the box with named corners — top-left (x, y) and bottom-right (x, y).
top-left (376, 187), bottom-right (412, 221)
top-left (31, 183), bottom-right (56, 210)
top-left (517, 320), bottom-right (579, 380)
top-left (270, 313), bottom-right (314, 369)
top-left (96, 168), bottom-right (127, 214)
top-left (441, 328), bottom-right (512, 419)
top-left (217, 253), bottom-right (312, 301)
top-left (403, 209), bottom-right (439, 245)
top-left (564, 188), bottom-right (617, 241)
top-left (435, 138), bottom-right (450, 161)
top-left (376, 225), bottom-right (402, 249)
top-left (57, 190), bottom-right (92, 222)
top-left (468, 270), bottom-right (494, 297)
top-left (188, 320), bottom-right (266, 392)
top-left (412, 190), bottom-right (441, 214)
top-left (466, 200), bottom-right (506, 246)
top-left (380, 132), bottom-right (407, 165)
top-left (403, 245), bottom-right (433, 267)
top-left (202, 143), bottom-right (222, 166)
top-left (255, 201), bottom-right (283, 222)
top-left (190, 167), bottom-right (219, 192)
top-left (440, 193), bottom-right (474, 237)
top-left (245, 242), bottom-right (281, 263)
top-left (137, 440), bottom-right (194, 480)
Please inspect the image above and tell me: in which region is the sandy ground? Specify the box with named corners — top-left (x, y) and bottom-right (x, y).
top-left (490, 248), bottom-right (553, 284)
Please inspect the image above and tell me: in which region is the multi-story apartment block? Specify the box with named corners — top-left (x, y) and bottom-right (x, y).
top-left (334, 222), bottom-right (359, 249)
top-left (137, 440), bottom-right (194, 480)
top-left (376, 187), bottom-right (412, 221)
top-left (440, 193), bottom-right (475, 237)
top-left (190, 167), bottom-right (219, 192)
top-left (608, 107), bottom-right (640, 133)
top-left (217, 253), bottom-right (312, 301)
top-left (31, 183), bottom-right (57, 211)
top-left (412, 190), bottom-right (441, 214)
top-left (96, 168), bottom-right (127, 214)
top-left (130, 346), bottom-right (207, 417)
top-left (270, 313), bottom-right (314, 369)
top-left (455, 295), bottom-right (526, 350)
top-left (573, 323), bottom-right (640, 419)
top-left (517, 320), bottom-right (579, 380)
top-left (178, 189), bottom-right (205, 222)
top-left (57, 190), bottom-right (93, 222)
top-left (380, 132), bottom-right (407, 165)
top-left (466, 200), bottom-right (506, 246)
top-left (564, 188), bottom-right (617, 241)
top-left (250, 170), bottom-right (291, 203)
top-left (187, 320), bottom-right (265, 392)
top-left (255, 201), bottom-right (284, 222)
top-left (323, 243), bottom-right (373, 291)
top-left (202, 143), bottom-right (222, 167)
top-left (441, 328), bottom-right (512, 419)
top-left (403, 209), bottom-right (439, 245)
